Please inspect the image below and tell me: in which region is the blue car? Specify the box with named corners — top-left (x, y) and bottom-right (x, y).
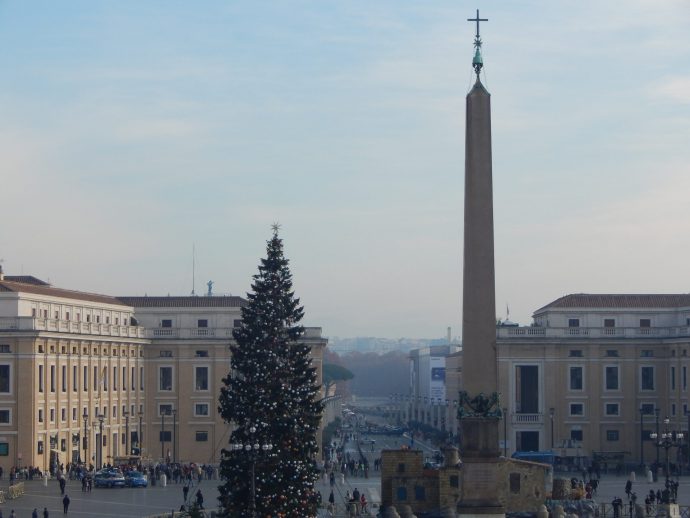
top-left (125, 471), bottom-right (148, 488)
top-left (94, 469), bottom-right (126, 488)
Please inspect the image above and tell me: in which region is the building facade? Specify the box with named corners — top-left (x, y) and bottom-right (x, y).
top-left (395, 345), bottom-right (461, 440)
top-left (0, 272), bottom-right (328, 473)
top-left (0, 274), bottom-right (147, 473)
top-left (499, 294), bottom-right (690, 468)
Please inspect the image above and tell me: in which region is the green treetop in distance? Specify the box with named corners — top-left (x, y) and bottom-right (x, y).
top-left (323, 363), bottom-right (354, 395)
top-left (218, 226), bottom-right (323, 517)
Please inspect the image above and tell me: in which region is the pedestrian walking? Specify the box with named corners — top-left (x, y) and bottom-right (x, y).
top-left (183, 484), bottom-right (189, 501)
top-left (63, 493), bottom-right (70, 514)
top-left (33, 510), bottom-right (39, 518)
top-left (44, 507), bottom-right (50, 518)
top-left (195, 489), bottom-right (204, 509)
top-left (59, 476), bottom-right (66, 495)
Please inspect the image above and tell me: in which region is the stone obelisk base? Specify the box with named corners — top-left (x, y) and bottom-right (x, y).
top-left (457, 417), bottom-right (505, 518)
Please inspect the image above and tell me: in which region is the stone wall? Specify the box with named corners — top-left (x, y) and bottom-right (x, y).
top-left (381, 449), bottom-right (548, 515)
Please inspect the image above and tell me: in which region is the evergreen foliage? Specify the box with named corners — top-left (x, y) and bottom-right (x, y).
top-left (218, 227), bottom-right (323, 517)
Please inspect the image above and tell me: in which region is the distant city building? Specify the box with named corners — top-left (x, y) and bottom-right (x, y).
top-left (0, 268), bottom-right (328, 473)
top-left (395, 344), bottom-right (461, 439)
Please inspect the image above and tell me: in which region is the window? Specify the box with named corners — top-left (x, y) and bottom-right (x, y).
top-left (38, 409), bottom-right (44, 422)
top-left (83, 366), bottom-right (88, 391)
top-left (197, 319), bottom-right (208, 328)
top-left (140, 366), bottom-right (144, 390)
top-left (510, 473), bottom-right (521, 493)
top-left (641, 366), bottom-right (655, 390)
top-left (50, 365), bottom-right (55, 392)
top-left (93, 366), bottom-right (98, 391)
top-left (569, 350), bottom-right (583, 357)
top-left (605, 366), bottom-right (619, 390)
top-left (570, 403), bottom-right (584, 416)
top-left (569, 367), bottom-right (583, 390)
top-left (112, 405), bottom-right (117, 418)
top-left (233, 319), bottom-right (242, 328)
top-left (414, 486), bottom-right (426, 501)
top-left (570, 429), bottom-right (583, 441)
top-left (123, 366), bottom-right (127, 391)
top-left (0, 410), bottom-right (10, 423)
top-left (196, 431), bottom-right (208, 442)
top-left (72, 408), bottom-right (77, 420)
top-left (65, 312), bottom-right (70, 321)
top-left (397, 463), bottom-right (406, 473)
top-left (160, 351), bottom-right (173, 358)
top-left (672, 403), bottom-right (677, 416)
top-left (61, 365), bottom-right (66, 392)
top-left (0, 366), bottom-right (10, 393)
top-left (113, 366), bottom-right (118, 391)
top-left (72, 366), bottom-right (77, 392)
top-left (604, 319), bottom-right (615, 328)
top-left (605, 403), bottom-right (619, 416)
top-left (195, 367), bottom-right (209, 391)
top-left (641, 350), bottom-right (654, 357)
top-left (38, 440), bottom-right (44, 454)
top-left (131, 367), bottom-right (135, 391)
top-left (32, 308), bottom-right (36, 317)
top-left (159, 367), bottom-right (173, 391)
top-left (194, 403), bottom-right (209, 416)
top-left (195, 350), bottom-right (209, 357)
top-left (39, 365), bottom-right (44, 393)
top-left (159, 404), bottom-right (173, 416)
top-left (0, 345), bottom-right (9, 353)
top-left (605, 350), bottom-right (619, 357)
top-left (61, 408), bottom-right (66, 421)
top-left (606, 430), bottom-right (620, 441)
top-left (568, 319), bottom-right (580, 327)
top-left (50, 409), bottom-right (55, 422)
top-left (450, 475), bottom-right (459, 488)
top-left (672, 366), bottom-right (676, 390)
top-left (396, 487), bottom-right (407, 501)
top-left (161, 319), bottom-right (172, 328)
top-left (640, 319), bottom-right (651, 328)
top-left (684, 367), bottom-right (687, 390)
top-left (159, 430), bottom-right (172, 442)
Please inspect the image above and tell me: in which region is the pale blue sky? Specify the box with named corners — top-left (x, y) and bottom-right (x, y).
top-left (1, 1), bottom-right (689, 338)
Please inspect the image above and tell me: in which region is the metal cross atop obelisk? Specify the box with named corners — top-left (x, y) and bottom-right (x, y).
top-left (467, 9), bottom-right (488, 77)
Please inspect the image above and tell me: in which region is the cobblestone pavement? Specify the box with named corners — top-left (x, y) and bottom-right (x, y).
top-left (0, 477), bottom-right (220, 517)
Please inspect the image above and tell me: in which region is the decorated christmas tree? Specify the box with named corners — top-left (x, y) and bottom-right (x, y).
top-left (218, 225), bottom-right (323, 517)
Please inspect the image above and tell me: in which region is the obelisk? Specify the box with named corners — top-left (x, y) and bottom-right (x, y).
top-left (457, 10), bottom-right (505, 518)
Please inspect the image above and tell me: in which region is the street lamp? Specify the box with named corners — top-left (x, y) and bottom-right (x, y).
top-left (549, 407), bottom-right (555, 449)
top-left (161, 409), bottom-right (166, 462)
top-left (655, 408), bottom-right (661, 465)
top-left (123, 409), bottom-right (129, 456)
top-left (138, 409), bottom-right (144, 455)
top-left (639, 407), bottom-right (645, 467)
top-left (232, 425), bottom-right (274, 518)
top-left (172, 409), bottom-right (177, 464)
top-left (650, 417), bottom-right (684, 502)
top-left (97, 413), bottom-right (105, 469)
top-left (82, 409), bottom-right (89, 466)
top-left (503, 407), bottom-right (508, 457)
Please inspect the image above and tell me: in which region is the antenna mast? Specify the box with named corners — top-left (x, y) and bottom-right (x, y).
top-left (191, 243), bottom-right (196, 296)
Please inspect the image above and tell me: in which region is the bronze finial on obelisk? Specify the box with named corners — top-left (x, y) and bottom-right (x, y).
top-left (457, 9), bottom-right (505, 518)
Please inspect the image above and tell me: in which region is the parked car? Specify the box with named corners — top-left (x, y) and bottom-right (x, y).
top-left (94, 469), bottom-right (126, 488)
top-left (125, 471), bottom-right (148, 488)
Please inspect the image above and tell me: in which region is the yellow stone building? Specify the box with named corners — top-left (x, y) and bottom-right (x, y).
top-left (0, 271), bottom-right (327, 473)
